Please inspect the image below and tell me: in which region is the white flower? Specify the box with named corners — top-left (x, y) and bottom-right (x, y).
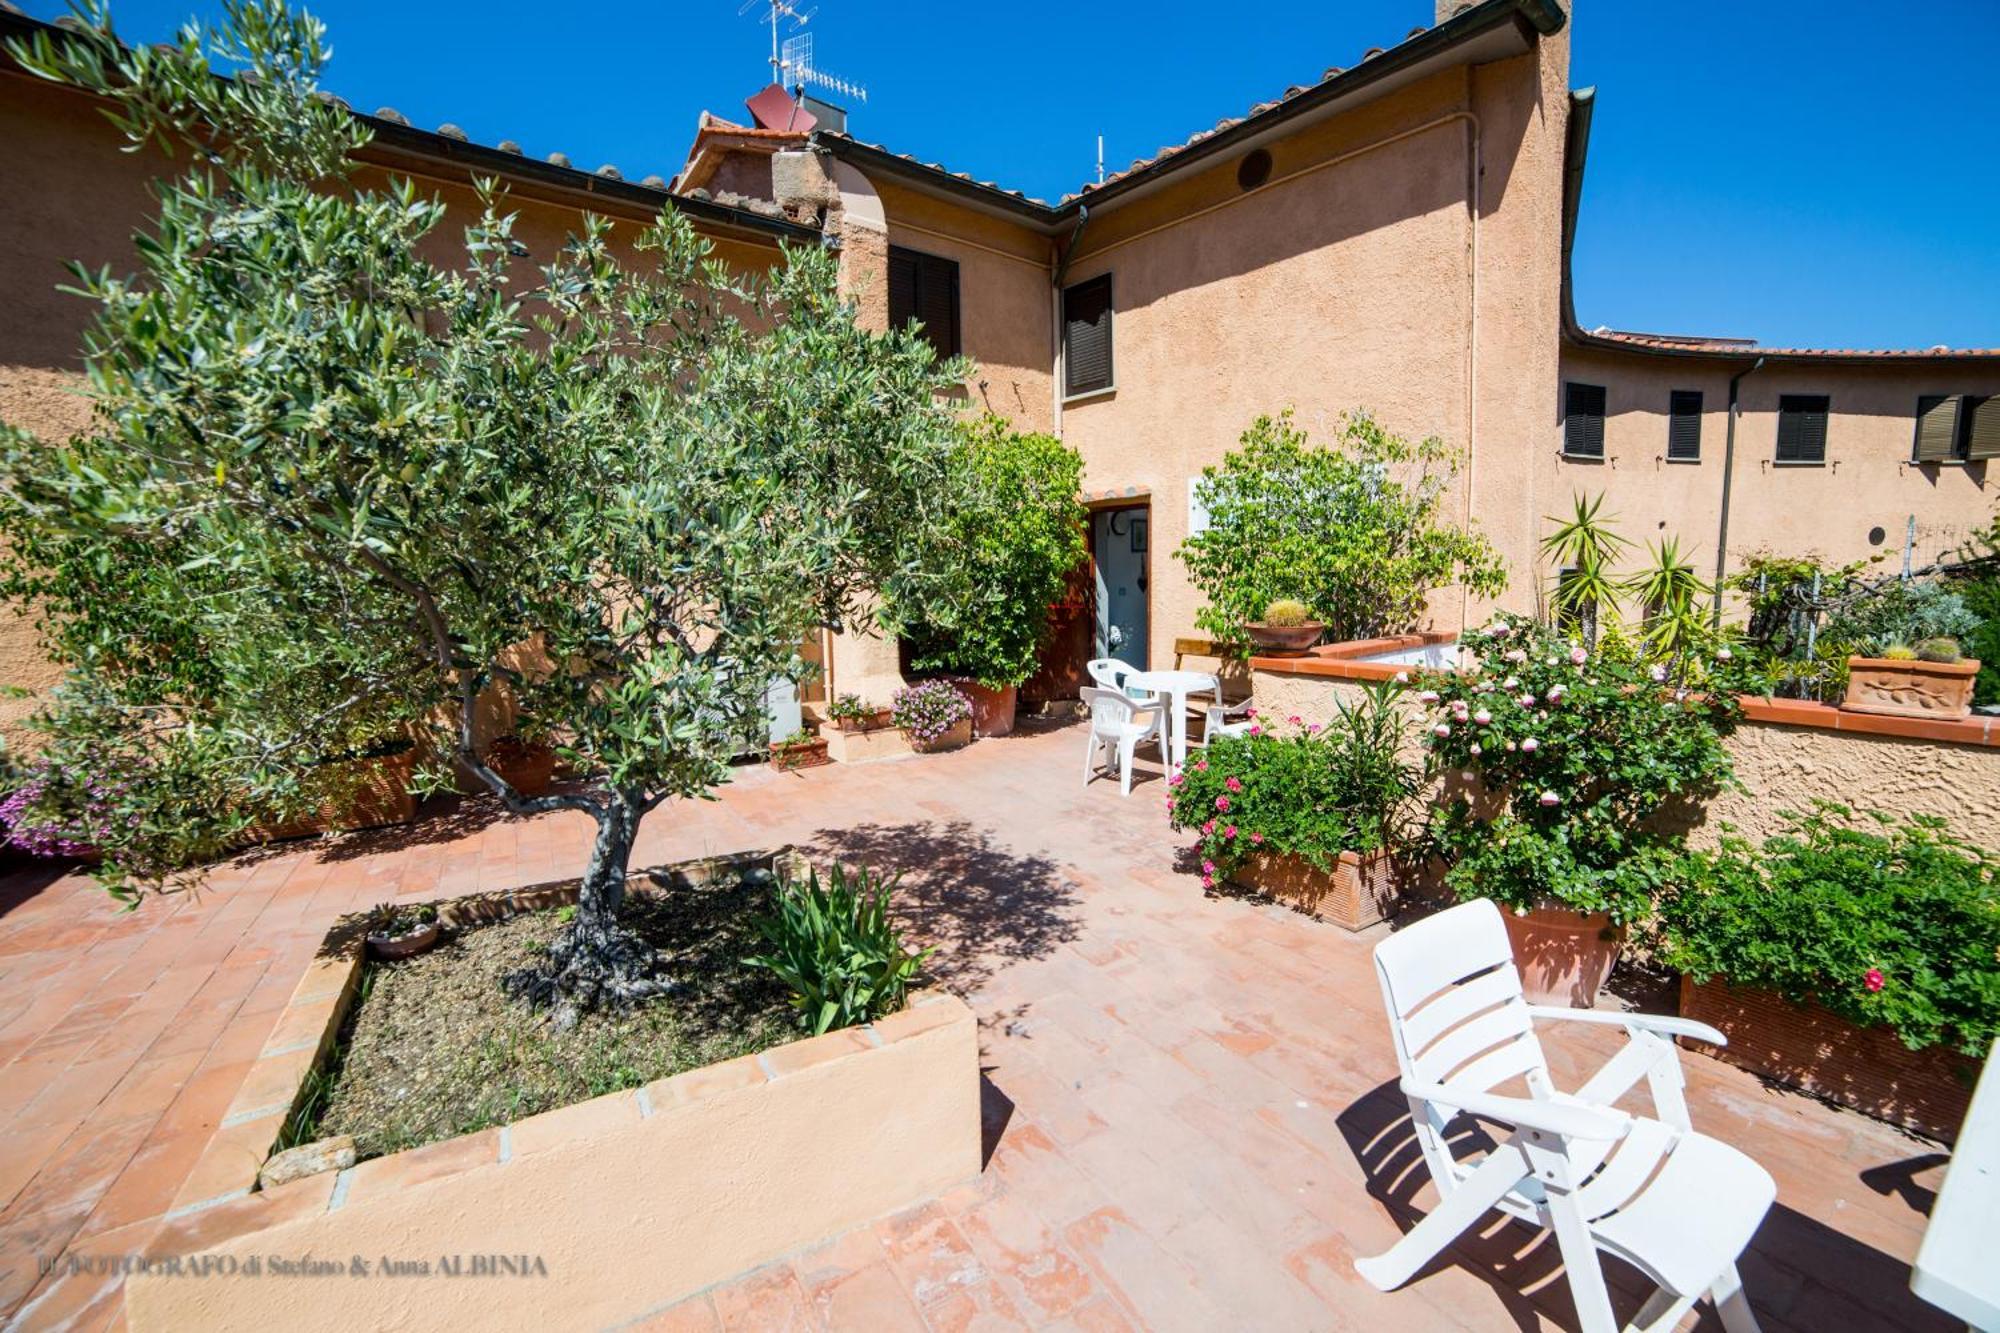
top-left (1503, 676), bottom-right (1520, 690)
top-left (1505, 649), bottom-right (1528, 664)
top-left (1649, 664), bottom-right (1668, 683)
top-left (1418, 689), bottom-right (1440, 703)
top-left (1504, 740), bottom-right (1517, 752)
top-left (1469, 743), bottom-right (1482, 756)
top-left (1717, 647), bottom-right (1734, 661)
top-left (1394, 670), bottom-right (1409, 684)
top-left (1521, 737), bottom-right (1538, 753)
top-left (1539, 790), bottom-right (1561, 807)
top-left (1569, 646), bottom-right (1588, 665)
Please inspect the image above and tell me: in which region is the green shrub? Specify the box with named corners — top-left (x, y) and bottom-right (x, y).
top-left (1956, 571), bottom-right (2000, 706)
top-left (1167, 681), bottom-right (1414, 888)
top-left (1415, 616), bottom-right (1754, 922)
top-left (1177, 410), bottom-right (1505, 649)
top-left (744, 866), bottom-right (931, 1035)
top-left (1658, 805), bottom-right (2000, 1056)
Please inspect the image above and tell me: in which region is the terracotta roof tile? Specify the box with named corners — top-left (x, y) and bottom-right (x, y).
top-left (1583, 328), bottom-right (2000, 360)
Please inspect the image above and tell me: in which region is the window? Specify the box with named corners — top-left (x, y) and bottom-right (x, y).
top-left (1667, 390), bottom-right (1702, 461)
top-left (1563, 382), bottom-right (1606, 458)
top-left (1062, 273), bottom-right (1114, 399)
top-left (887, 245), bottom-right (959, 360)
top-left (1775, 394), bottom-right (1829, 464)
top-left (1915, 394), bottom-right (2000, 463)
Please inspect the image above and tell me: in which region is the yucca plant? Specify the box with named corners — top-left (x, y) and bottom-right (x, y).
top-left (1542, 493), bottom-right (1630, 648)
top-left (1628, 537), bottom-right (1710, 660)
top-left (744, 866), bottom-right (931, 1035)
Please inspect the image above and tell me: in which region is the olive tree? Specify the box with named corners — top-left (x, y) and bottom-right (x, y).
top-left (0, 1), bottom-right (970, 1022)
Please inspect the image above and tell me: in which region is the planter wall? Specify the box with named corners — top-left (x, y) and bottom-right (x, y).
top-left (1230, 849), bottom-right (1396, 931)
top-left (1678, 976), bottom-right (1976, 1142)
top-left (1501, 907), bottom-right (1624, 1009)
top-left (819, 721), bottom-right (915, 765)
top-left (1840, 656), bottom-right (1979, 720)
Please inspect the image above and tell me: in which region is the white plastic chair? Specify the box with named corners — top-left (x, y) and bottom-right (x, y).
top-left (1086, 657), bottom-right (1144, 698)
top-left (1359, 899), bottom-right (1775, 1333)
top-left (1078, 686), bottom-right (1163, 797)
top-left (1202, 699), bottom-right (1254, 744)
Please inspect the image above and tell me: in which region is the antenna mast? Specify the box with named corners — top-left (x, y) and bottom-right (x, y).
top-left (742, 0), bottom-right (866, 103)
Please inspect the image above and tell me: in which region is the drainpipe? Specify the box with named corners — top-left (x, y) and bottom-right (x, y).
top-left (1712, 356), bottom-right (1766, 624)
top-left (1050, 205), bottom-right (1091, 436)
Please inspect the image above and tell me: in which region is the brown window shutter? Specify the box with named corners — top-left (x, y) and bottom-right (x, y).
top-left (1775, 395), bottom-right (1829, 463)
top-left (1667, 390), bottom-right (1702, 460)
top-left (887, 245), bottom-right (959, 360)
top-left (1564, 382), bottom-right (1606, 458)
top-left (1912, 395), bottom-right (1962, 462)
top-left (1063, 275), bottom-right (1114, 397)
top-left (1966, 396), bottom-right (2000, 461)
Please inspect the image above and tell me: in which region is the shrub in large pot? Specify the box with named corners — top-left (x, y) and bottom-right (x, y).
top-left (1414, 616), bottom-right (1749, 1006)
top-left (1658, 805), bottom-right (2000, 1140)
top-left (1167, 681), bottom-right (1414, 930)
top-left (892, 417), bottom-right (1086, 737)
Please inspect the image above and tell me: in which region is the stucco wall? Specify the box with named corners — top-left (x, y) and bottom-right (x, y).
top-left (1055, 36), bottom-right (1570, 669)
top-left (1554, 345), bottom-right (2000, 611)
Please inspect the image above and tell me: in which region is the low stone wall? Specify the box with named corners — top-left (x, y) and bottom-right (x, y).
top-left (1247, 654), bottom-right (2000, 854)
top-left (127, 992), bottom-right (981, 1330)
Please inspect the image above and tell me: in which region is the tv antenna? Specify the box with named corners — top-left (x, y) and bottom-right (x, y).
top-left (741, 0), bottom-right (867, 103)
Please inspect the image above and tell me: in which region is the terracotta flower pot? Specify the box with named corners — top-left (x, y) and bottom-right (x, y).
top-left (248, 744), bottom-right (419, 843)
top-left (1499, 904), bottom-right (1625, 1008)
top-left (484, 737), bottom-right (555, 795)
top-left (1244, 622), bottom-right (1324, 656)
top-left (1229, 848), bottom-right (1397, 931)
top-left (956, 681), bottom-right (1018, 737)
top-left (769, 736), bottom-right (832, 772)
top-left (1839, 655), bottom-right (1979, 720)
top-left (366, 917), bottom-right (440, 961)
top-left (909, 717), bottom-right (973, 754)
top-left (833, 708), bottom-right (894, 734)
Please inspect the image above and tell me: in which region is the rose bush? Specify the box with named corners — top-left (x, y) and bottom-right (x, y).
top-left (1412, 616), bottom-right (1754, 922)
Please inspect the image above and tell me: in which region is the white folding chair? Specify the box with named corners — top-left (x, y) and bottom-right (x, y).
top-left (1078, 686), bottom-right (1163, 797)
top-left (1359, 899), bottom-right (1774, 1333)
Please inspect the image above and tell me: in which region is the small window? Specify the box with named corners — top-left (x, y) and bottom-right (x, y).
top-left (1063, 273), bottom-right (1114, 399)
top-left (887, 245), bottom-right (960, 361)
top-left (1968, 396), bottom-right (2000, 461)
top-left (1563, 382), bottom-right (1606, 458)
top-left (1667, 389), bottom-right (1703, 461)
top-left (1913, 395), bottom-right (1963, 463)
top-left (1775, 394), bottom-right (1829, 464)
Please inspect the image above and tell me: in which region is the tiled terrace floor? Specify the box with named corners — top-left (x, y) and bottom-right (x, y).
top-left (0, 718), bottom-right (1958, 1331)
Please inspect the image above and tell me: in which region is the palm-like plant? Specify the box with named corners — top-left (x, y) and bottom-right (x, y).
top-left (1627, 537), bottom-right (1710, 660)
top-left (1541, 494), bottom-right (1630, 647)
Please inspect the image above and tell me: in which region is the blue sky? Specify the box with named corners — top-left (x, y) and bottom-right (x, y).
top-left (25, 0), bottom-right (2000, 349)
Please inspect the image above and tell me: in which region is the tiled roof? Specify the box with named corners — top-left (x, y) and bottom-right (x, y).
top-left (1581, 328), bottom-right (2000, 361)
top-left (816, 131), bottom-right (1054, 210)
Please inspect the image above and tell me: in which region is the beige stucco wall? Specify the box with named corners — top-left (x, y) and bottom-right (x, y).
top-left (1248, 665), bottom-right (2000, 854)
top-left (1055, 33), bottom-right (1571, 670)
top-left (126, 993), bottom-right (980, 1331)
top-left (0, 68), bottom-right (787, 752)
top-left (1553, 345), bottom-right (2000, 613)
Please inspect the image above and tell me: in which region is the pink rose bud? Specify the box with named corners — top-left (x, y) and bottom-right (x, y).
top-left (1539, 790), bottom-right (1561, 807)
top-left (1519, 693), bottom-right (1536, 707)
top-left (1250, 832), bottom-right (1264, 845)
top-left (1717, 647), bottom-right (1734, 661)
top-left (1469, 743), bottom-right (1482, 756)
top-left (1394, 671), bottom-right (1409, 684)
top-left (1418, 690), bottom-right (1439, 703)
top-left (1202, 820), bottom-right (1215, 835)
top-left (1503, 676), bottom-right (1520, 690)
top-left (1569, 646), bottom-right (1588, 665)
top-left (1521, 737), bottom-right (1538, 752)
top-left (1473, 709), bottom-right (1492, 725)
top-left (1434, 723), bottom-right (1451, 738)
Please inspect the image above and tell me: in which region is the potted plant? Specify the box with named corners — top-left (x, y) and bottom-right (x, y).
top-left (1414, 616), bottom-right (1750, 1006)
top-left (1658, 805), bottom-right (1998, 1140)
top-left (1166, 682), bottom-right (1413, 930)
top-left (826, 694), bottom-right (893, 733)
top-left (255, 735), bottom-right (420, 841)
top-left (365, 901), bottom-right (441, 960)
top-left (1242, 598), bottom-right (1325, 656)
top-left (1841, 636), bottom-right (1980, 719)
top-left (482, 735), bottom-right (555, 794)
top-left (890, 418), bottom-right (1087, 738)
top-left (769, 728), bottom-right (832, 772)
top-left (891, 680), bottom-right (973, 754)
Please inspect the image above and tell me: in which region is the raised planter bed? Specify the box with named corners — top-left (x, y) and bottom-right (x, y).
top-left (1229, 849), bottom-right (1395, 931)
top-left (1840, 655), bottom-right (1980, 720)
top-left (1679, 975), bottom-right (1977, 1141)
top-left (129, 850), bottom-right (981, 1331)
top-left (246, 744), bottom-right (418, 843)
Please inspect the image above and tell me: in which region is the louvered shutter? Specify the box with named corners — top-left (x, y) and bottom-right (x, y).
top-left (1667, 390), bottom-right (1702, 460)
top-left (1563, 382), bottom-right (1605, 458)
top-left (1913, 395), bottom-right (1962, 462)
top-left (1775, 395), bottom-right (1829, 463)
top-left (1966, 396), bottom-right (2000, 461)
top-left (1063, 275), bottom-right (1114, 397)
top-left (887, 246), bottom-right (959, 360)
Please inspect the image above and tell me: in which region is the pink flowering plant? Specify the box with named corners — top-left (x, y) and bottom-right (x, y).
top-left (1413, 615), bottom-right (1754, 922)
top-left (1658, 804), bottom-right (2000, 1056)
top-left (890, 679), bottom-right (973, 747)
top-left (1167, 681), bottom-right (1414, 891)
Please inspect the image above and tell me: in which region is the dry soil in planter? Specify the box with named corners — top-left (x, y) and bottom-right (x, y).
top-left (305, 874), bottom-right (796, 1161)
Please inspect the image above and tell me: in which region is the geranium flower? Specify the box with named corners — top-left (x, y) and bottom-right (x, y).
top-left (1194, 759), bottom-right (1208, 772)
top-left (1864, 968), bottom-right (1885, 992)
top-left (1201, 819), bottom-right (1216, 835)
top-left (1248, 724), bottom-right (1263, 736)
top-left (1286, 715), bottom-right (1301, 726)
top-left (1225, 775), bottom-right (1243, 792)
top-left (1215, 796), bottom-right (1231, 812)
top-left (1249, 832), bottom-right (1264, 845)
top-left (1223, 825), bottom-right (1237, 839)
top-left (1245, 707), bottom-right (1258, 719)
top-left (1202, 859), bottom-right (1216, 874)
top-left (1201, 874), bottom-right (1214, 889)
top-left (1169, 773), bottom-right (1185, 787)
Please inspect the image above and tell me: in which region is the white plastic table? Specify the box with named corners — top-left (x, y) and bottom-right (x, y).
top-left (1124, 669), bottom-right (1222, 773)
top-left (1911, 1038), bottom-right (1999, 1329)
